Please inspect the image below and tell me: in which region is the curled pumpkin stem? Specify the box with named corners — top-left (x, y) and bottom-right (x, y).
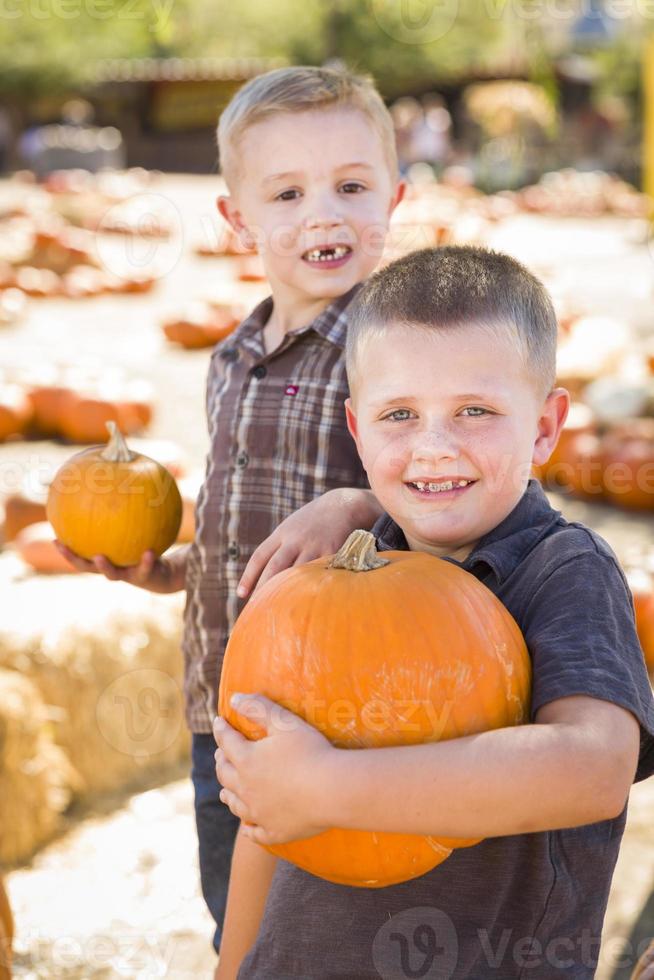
top-left (328, 529), bottom-right (390, 572)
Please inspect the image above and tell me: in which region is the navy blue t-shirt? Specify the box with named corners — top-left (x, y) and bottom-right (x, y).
top-left (239, 481), bottom-right (654, 979)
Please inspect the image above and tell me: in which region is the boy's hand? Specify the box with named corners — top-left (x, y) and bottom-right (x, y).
top-left (237, 488), bottom-right (383, 598)
top-left (53, 542), bottom-right (184, 593)
top-left (213, 695), bottom-right (334, 846)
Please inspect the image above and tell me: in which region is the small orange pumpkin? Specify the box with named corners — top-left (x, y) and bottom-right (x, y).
top-left (219, 530), bottom-right (531, 888)
top-left (0, 385), bottom-right (32, 442)
top-left (162, 303), bottom-right (240, 350)
top-left (2, 477), bottom-right (48, 542)
top-left (13, 521), bottom-right (78, 574)
top-left (47, 422), bottom-right (182, 567)
top-left (57, 381), bottom-right (154, 444)
top-left (561, 432), bottom-right (605, 502)
top-left (601, 420), bottom-right (654, 512)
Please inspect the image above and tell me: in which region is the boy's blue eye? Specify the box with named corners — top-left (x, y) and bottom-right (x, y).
top-left (384, 409), bottom-right (413, 422)
top-left (276, 189), bottom-right (300, 201)
top-left (461, 406), bottom-right (489, 417)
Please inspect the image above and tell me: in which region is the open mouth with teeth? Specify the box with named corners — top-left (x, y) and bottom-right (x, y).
top-left (302, 245), bottom-right (353, 267)
top-left (407, 479), bottom-right (476, 495)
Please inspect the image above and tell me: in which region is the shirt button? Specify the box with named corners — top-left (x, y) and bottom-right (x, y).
top-left (236, 451), bottom-right (249, 468)
top-left (227, 543), bottom-right (240, 560)
top-left (221, 348), bottom-right (239, 363)
top-left (252, 364), bottom-right (267, 379)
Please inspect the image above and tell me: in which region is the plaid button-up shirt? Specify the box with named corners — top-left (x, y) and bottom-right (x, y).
top-left (183, 287), bottom-right (369, 731)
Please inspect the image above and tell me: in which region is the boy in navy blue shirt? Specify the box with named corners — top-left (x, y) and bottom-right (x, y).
top-left (213, 246), bottom-right (654, 979)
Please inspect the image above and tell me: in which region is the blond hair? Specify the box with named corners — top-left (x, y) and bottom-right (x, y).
top-left (217, 65), bottom-right (398, 188)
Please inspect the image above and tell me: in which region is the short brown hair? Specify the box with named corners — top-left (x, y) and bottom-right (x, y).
top-left (217, 65), bottom-right (397, 188)
top-left (346, 246), bottom-right (557, 398)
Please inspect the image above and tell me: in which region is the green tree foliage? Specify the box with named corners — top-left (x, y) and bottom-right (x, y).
top-left (0, 0), bottom-right (609, 102)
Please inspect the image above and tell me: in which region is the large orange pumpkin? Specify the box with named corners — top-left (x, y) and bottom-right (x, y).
top-left (47, 422), bottom-right (182, 567)
top-left (218, 530), bottom-right (531, 888)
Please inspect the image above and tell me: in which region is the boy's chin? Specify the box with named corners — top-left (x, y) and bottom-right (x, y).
top-left (301, 276), bottom-right (361, 298)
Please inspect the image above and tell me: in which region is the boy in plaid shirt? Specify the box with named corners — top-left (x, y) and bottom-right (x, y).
top-left (58, 65), bottom-right (404, 965)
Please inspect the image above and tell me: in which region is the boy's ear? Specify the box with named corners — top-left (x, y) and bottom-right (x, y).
top-left (216, 195), bottom-right (256, 250)
top-left (344, 398), bottom-right (362, 454)
top-left (389, 180), bottom-right (406, 216)
top-left (532, 387), bottom-right (570, 466)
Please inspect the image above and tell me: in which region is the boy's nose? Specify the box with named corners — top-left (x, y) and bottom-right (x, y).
top-left (411, 429), bottom-right (458, 465)
top-left (302, 210), bottom-right (344, 230)
top-left (301, 192), bottom-right (345, 230)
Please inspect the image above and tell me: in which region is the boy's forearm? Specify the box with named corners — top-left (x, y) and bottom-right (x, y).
top-left (215, 826), bottom-right (278, 980)
top-left (336, 488), bottom-right (384, 530)
top-left (321, 723), bottom-right (627, 839)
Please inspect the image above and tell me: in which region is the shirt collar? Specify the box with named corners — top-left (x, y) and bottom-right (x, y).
top-left (229, 284), bottom-right (361, 361)
top-left (374, 480), bottom-right (562, 585)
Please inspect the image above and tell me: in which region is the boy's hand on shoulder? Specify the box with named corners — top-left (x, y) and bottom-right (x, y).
top-left (237, 488), bottom-right (383, 598)
top-left (213, 695), bottom-right (334, 846)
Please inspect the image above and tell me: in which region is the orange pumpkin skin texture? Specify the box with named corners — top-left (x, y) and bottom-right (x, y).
top-left (46, 423), bottom-right (182, 567)
top-left (218, 531), bottom-right (532, 888)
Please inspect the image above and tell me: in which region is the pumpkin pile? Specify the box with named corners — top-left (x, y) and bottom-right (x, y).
top-left (2, 224), bottom-right (157, 298)
top-left (536, 417), bottom-right (654, 513)
top-left (47, 422), bottom-right (183, 567)
top-left (162, 301), bottom-right (244, 350)
top-left (0, 366), bottom-right (156, 445)
top-left (515, 169), bottom-right (648, 218)
top-left (219, 529), bottom-right (531, 888)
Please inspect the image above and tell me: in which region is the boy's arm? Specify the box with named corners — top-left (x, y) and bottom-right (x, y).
top-left (54, 543), bottom-right (190, 593)
top-left (214, 694), bottom-right (640, 845)
top-left (214, 825), bottom-right (278, 980)
top-left (237, 489), bottom-right (383, 598)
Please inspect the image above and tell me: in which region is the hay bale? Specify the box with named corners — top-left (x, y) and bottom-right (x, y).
top-left (0, 555), bottom-right (190, 800)
top-left (0, 669), bottom-right (74, 865)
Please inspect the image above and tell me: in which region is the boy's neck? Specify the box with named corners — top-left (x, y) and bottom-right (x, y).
top-left (262, 288), bottom-right (341, 354)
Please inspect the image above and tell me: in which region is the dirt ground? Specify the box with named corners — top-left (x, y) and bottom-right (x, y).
top-left (1, 176), bottom-right (654, 979)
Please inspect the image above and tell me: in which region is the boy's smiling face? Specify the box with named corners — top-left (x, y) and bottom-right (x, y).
top-left (346, 322), bottom-right (569, 562)
top-left (218, 107), bottom-right (403, 310)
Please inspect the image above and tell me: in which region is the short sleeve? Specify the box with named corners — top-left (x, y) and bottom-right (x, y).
top-left (522, 550), bottom-right (654, 782)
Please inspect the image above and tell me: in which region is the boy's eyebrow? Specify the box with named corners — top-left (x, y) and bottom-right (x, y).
top-left (262, 162), bottom-right (375, 185)
top-left (262, 170), bottom-right (301, 185)
top-left (370, 392), bottom-right (499, 407)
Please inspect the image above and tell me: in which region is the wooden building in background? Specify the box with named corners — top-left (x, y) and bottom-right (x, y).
top-left (92, 57), bottom-right (284, 173)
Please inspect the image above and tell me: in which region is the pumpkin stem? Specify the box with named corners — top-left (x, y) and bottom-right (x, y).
top-left (100, 421), bottom-right (135, 462)
top-left (328, 529), bottom-right (390, 572)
